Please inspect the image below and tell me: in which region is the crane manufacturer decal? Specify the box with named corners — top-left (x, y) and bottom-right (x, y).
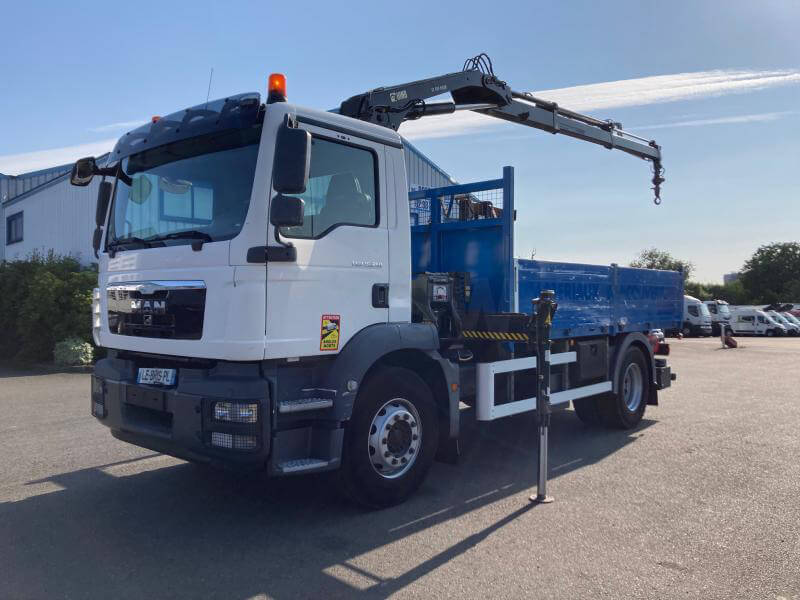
top-left (320, 314), bottom-right (341, 351)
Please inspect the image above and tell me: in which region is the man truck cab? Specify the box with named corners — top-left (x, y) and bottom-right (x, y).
top-left (682, 295), bottom-right (712, 337)
top-left (729, 307), bottom-right (785, 336)
top-left (703, 299), bottom-right (731, 336)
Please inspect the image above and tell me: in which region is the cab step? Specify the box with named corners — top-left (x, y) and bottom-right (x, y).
top-left (278, 397), bottom-right (334, 413)
top-left (277, 458), bottom-right (331, 474)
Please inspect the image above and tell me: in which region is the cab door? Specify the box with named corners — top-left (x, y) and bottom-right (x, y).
top-left (265, 123), bottom-right (389, 359)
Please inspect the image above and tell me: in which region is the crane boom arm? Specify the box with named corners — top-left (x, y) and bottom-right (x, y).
top-left (339, 55), bottom-right (665, 203)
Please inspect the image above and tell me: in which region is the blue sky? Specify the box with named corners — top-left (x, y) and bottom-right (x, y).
top-left (0, 0), bottom-right (798, 281)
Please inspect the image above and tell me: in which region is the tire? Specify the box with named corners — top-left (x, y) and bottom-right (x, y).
top-left (682, 325), bottom-right (692, 337)
top-left (338, 366), bottom-right (439, 508)
top-left (766, 329), bottom-right (775, 337)
top-left (573, 395), bottom-right (603, 425)
top-left (598, 347), bottom-right (649, 429)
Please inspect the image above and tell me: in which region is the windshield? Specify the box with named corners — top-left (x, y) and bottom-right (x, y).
top-left (107, 127), bottom-right (261, 248)
top-left (783, 313), bottom-right (800, 325)
top-left (717, 303), bottom-right (730, 316)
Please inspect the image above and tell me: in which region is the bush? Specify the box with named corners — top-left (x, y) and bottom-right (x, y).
top-left (0, 251), bottom-right (97, 364)
top-left (54, 337), bottom-right (94, 366)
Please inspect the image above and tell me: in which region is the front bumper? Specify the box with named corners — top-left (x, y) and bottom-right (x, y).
top-left (92, 355), bottom-right (271, 471)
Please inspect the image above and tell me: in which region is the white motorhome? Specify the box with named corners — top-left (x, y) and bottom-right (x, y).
top-left (729, 306), bottom-right (785, 337)
top-left (682, 295), bottom-right (712, 337)
top-left (703, 299), bottom-right (731, 336)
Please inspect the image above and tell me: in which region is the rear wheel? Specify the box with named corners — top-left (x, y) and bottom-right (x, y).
top-left (598, 347), bottom-right (649, 429)
top-left (338, 366), bottom-right (439, 508)
top-left (573, 395), bottom-right (603, 424)
top-left (766, 329), bottom-right (775, 337)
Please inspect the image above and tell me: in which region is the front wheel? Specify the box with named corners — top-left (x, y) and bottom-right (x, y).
top-left (338, 366), bottom-right (439, 508)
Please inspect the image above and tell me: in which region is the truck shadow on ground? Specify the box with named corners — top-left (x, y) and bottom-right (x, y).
top-left (0, 409), bottom-right (654, 599)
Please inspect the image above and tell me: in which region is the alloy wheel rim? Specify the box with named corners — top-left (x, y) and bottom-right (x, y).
top-left (368, 398), bottom-right (421, 479)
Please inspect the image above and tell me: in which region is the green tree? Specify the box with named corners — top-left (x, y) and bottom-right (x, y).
top-left (739, 242), bottom-right (800, 304)
top-left (630, 247), bottom-right (693, 281)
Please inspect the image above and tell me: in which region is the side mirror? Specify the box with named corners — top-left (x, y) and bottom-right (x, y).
top-left (95, 181), bottom-right (113, 227)
top-left (270, 194), bottom-right (304, 228)
top-left (71, 156), bottom-right (98, 187)
top-left (273, 118), bottom-right (311, 194)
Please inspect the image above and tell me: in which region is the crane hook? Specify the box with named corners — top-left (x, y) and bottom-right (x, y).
top-left (651, 159), bottom-right (665, 205)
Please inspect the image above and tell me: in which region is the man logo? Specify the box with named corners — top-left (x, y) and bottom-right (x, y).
top-left (130, 299), bottom-right (167, 314)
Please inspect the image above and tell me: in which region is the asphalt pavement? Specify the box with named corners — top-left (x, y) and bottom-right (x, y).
top-left (1, 337), bottom-right (798, 599)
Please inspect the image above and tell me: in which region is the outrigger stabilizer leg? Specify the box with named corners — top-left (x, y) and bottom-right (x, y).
top-left (529, 290), bottom-right (557, 504)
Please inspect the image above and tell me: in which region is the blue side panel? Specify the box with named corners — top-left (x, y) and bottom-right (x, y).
top-left (516, 260), bottom-right (683, 339)
top-left (410, 167), bottom-right (514, 314)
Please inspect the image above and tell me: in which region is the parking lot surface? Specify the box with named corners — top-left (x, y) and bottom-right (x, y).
top-left (1, 337), bottom-right (799, 599)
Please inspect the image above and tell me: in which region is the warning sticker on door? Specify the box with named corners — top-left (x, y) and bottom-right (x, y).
top-left (320, 314), bottom-right (341, 351)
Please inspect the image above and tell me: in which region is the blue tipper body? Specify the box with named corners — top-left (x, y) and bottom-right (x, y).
top-left (517, 260), bottom-right (683, 339)
top-left (409, 166), bottom-right (683, 338)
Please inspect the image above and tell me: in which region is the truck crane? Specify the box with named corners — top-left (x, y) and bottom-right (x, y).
top-left (73, 53), bottom-right (679, 508)
top-left (340, 53), bottom-right (665, 204)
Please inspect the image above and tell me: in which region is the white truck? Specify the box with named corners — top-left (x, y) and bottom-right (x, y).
top-left (682, 295), bottom-right (712, 337)
top-left (703, 299), bottom-right (731, 336)
top-left (729, 306), bottom-right (785, 337)
top-left (72, 56), bottom-right (677, 506)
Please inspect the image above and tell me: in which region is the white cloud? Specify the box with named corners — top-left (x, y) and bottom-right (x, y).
top-left (0, 139), bottom-right (116, 176)
top-left (401, 68), bottom-right (800, 140)
top-left (630, 110), bottom-right (797, 131)
top-left (89, 119), bottom-right (148, 133)
top-left (2, 68), bottom-right (798, 174)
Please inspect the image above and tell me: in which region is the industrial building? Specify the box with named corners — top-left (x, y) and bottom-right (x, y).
top-left (1, 139), bottom-right (452, 265)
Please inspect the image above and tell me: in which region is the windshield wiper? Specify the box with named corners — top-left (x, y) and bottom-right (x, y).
top-left (149, 230), bottom-right (214, 250)
top-left (107, 236), bottom-right (153, 258)
top-left (108, 236), bottom-right (151, 249)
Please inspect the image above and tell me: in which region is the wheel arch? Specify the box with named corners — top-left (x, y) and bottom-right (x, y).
top-left (324, 323), bottom-right (459, 441)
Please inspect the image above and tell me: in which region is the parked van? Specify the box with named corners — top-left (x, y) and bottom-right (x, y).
top-left (767, 311), bottom-right (800, 336)
top-left (729, 306), bottom-right (786, 337)
top-left (703, 299), bottom-right (731, 336)
top-left (781, 311), bottom-right (800, 329)
top-left (683, 295), bottom-right (713, 336)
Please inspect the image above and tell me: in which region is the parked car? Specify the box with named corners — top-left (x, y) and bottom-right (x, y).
top-left (729, 306), bottom-right (786, 337)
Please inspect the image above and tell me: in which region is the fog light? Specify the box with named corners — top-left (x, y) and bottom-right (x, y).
top-left (213, 401), bottom-right (258, 423)
top-left (210, 432), bottom-right (258, 450)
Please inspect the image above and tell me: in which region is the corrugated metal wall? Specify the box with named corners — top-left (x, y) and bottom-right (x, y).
top-left (2, 175), bottom-right (97, 264)
top-left (403, 140), bottom-right (455, 191)
top-left (0, 165), bottom-right (71, 204)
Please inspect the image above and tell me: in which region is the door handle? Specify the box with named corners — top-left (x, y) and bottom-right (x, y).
top-left (372, 284), bottom-right (389, 308)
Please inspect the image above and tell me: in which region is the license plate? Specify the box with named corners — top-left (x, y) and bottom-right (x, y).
top-left (137, 367), bottom-right (176, 386)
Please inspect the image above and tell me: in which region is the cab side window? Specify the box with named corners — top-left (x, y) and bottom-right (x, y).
top-left (687, 305), bottom-right (699, 317)
top-left (708, 305), bottom-right (717, 314)
top-left (280, 136), bottom-right (377, 239)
